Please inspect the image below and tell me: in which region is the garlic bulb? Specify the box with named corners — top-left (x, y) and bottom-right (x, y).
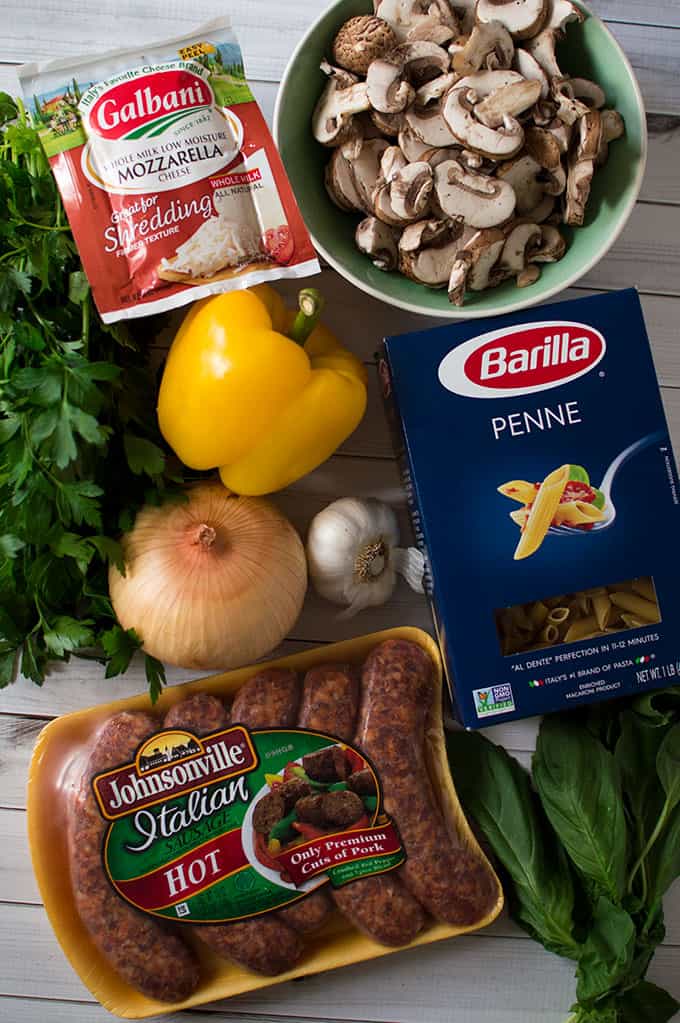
top-left (109, 483), bottom-right (307, 670)
top-left (306, 497), bottom-right (425, 618)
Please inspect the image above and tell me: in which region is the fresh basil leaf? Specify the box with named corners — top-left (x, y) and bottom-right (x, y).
top-left (575, 896), bottom-right (636, 1003)
top-left (632, 688), bottom-right (680, 727)
top-left (645, 801), bottom-right (680, 907)
top-left (0, 93), bottom-right (17, 126)
top-left (569, 465), bottom-right (590, 484)
top-left (447, 731), bottom-right (579, 958)
top-left (0, 534), bottom-right (25, 558)
top-left (615, 712), bottom-right (667, 861)
top-left (618, 980), bottom-right (680, 1023)
top-left (592, 488), bottom-right (605, 510)
top-left (533, 717), bottom-right (627, 904)
top-left (0, 416), bottom-right (20, 444)
top-left (656, 723), bottom-right (680, 809)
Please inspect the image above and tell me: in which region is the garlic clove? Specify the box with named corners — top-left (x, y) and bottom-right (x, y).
top-left (393, 546), bottom-right (426, 593)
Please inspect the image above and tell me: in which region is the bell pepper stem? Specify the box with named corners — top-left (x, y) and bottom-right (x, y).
top-left (289, 288), bottom-right (325, 346)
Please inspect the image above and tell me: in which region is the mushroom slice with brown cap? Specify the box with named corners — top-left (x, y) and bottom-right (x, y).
top-left (332, 16), bottom-right (399, 75)
top-left (512, 48), bottom-right (550, 98)
top-left (524, 30), bottom-right (562, 79)
top-left (375, 0), bottom-right (459, 43)
top-left (349, 137), bottom-right (391, 210)
top-left (406, 12), bottom-right (458, 44)
top-left (367, 57), bottom-right (416, 114)
top-left (517, 264), bottom-right (541, 287)
top-left (569, 78), bottom-right (606, 110)
top-left (447, 227), bottom-right (505, 303)
top-left (370, 108), bottom-right (404, 136)
top-left (452, 20), bottom-right (514, 74)
top-left (405, 77), bottom-right (461, 148)
top-left (551, 78), bottom-right (590, 126)
top-left (313, 61), bottom-right (372, 145)
top-left (325, 149), bottom-right (365, 212)
top-left (394, 40), bottom-right (452, 86)
top-left (398, 121), bottom-right (433, 160)
top-left (390, 160), bottom-right (434, 218)
top-left (531, 223), bottom-right (566, 261)
top-left (476, 0), bottom-right (548, 41)
top-left (499, 221), bottom-right (542, 272)
top-left (474, 79), bottom-right (542, 128)
top-left (356, 216), bottom-right (401, 269)
top-left (415, 71), bottom-right (458, 105)
top-left (434, 159), bottom-right (516, 226)
top-left (524, 193), bottom-right (555, 223)
top-left (443, 88), bottom-right (525, 160)
top-left (426, 145), bottom-right (466, 167)
top-left (399, 217), bottom-right (465, 285)
top-left (523, 126), bottom-right (566, 195)
top-left (596, 109), bottom-right (624, 166)
top-left (456, 68), bottom-right (523, 97)
top-left (544, 117), bottom-right (571, 153)
top-left (496, 153), bottom-right (543, 214)
top-left (564, 109), bottom-right (602, 226)
top-left (543, 0), bottom-right (584, 32)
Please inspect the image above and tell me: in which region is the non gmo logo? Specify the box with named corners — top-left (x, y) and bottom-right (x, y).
top-left (438, 321), bottom-right (606, 399)
top-left (85, 69), bottom-right (213, 141)
top-left (473, 684), bottom-right (516, 718)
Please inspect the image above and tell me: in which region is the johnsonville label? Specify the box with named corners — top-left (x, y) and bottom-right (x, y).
top-left (19, 20), bottom-right (318, 322)
top-left (92, 726), bottom-right (405, 923)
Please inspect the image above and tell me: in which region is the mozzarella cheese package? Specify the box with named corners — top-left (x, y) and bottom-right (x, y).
top-left (381, 289), bottom-right (680, 728)
top-left (19, 19), bottom-right (319, 322)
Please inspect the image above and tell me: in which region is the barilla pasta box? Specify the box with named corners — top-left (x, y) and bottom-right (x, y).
top-left (381, 289), bottom-right (680, 728)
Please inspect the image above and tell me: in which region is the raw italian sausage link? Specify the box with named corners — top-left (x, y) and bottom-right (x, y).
top-left (234, 668), bottom-right (333, 935)
top-left (69, 712), bottom-right (201, 1002)
top-left (298, 663), bottom-right (426, 947)
top-left (163, 693), bottom-right (303, 976)
top-left (358, 639), bottom-right (497, 926)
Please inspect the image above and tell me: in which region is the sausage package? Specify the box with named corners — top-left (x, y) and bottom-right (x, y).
top-left (19, 19), bottom-right (319, 323)
top-left (381, 289), bottom-right (680, 728)
top-left (27, 628), bottom-right (502, 1018)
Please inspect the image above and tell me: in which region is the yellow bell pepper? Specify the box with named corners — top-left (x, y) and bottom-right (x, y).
top-left (157, 285), bottom-right (367, 495)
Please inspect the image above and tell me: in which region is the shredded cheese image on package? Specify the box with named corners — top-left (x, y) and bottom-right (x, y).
top-left (19, 19), bottom-right (319, 322)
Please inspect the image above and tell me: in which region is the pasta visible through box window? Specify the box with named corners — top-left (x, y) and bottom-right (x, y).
top-left (495, 578), bottom-right (661, 655)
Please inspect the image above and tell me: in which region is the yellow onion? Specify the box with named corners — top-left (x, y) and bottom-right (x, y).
top-left (109, 483), bottom-right (307, 670)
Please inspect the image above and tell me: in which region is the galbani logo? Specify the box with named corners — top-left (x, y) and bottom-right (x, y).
top-left (438, 321), bottom-right (606, 399)
top-left (86, 69), bottom-right (213, 141)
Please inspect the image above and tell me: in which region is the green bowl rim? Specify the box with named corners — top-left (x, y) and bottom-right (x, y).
top-left (273, 0), bottom-right (648, 319)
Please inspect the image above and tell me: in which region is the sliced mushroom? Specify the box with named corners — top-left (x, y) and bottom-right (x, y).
top-left (454, 0), bottom-right (478, 33)
top-left (543, 0), bottom-right (584, 32)
top-left (434, 159), bottom-right (516, 226)
top-left (426, 145), bottom-right (466, 167)
top-left (525, 193), bottom-right (555, 222)
top-left (370, 108), bottom-right (404, 136)
top-left (443, 88), bottom-right (525, 160)
top-left (512, 47), bottom-right (550, 98)
top-left (474, 79), bottom-right (542, 128)
top-left (451, 20), bottom-right (514, 74)
top-left (499, 221), bottom-right (542, 271)
top-left (390, 160), bottom-right (434, 218)
top-left (524, 30), bottom-right (562, 78)
top-left (476, 0), bottom-right (548, 41)
top-left (523, 126), bottom-right (565, 194)
top-left (448, 227), bottom-right (505, 303)
top-left (356, 216), bottom-right (401, 269)
top-left (395, 40), bottom-right (452, 85)
top-left (532, 98), bottom-right (558, 126)
top-left (325, 148), bottom-right (365, 212)
top-left (497, 153), bottom-right (546, 213)
top-left (544, 116), bottom-right (572, 153)
top-left (332, 15), bottom-right (398, 75)
top-left (456, 68), bottom-right (523, 97)
top-left (312, 61), bottom-right (371, 145)
top-left (564, 109), bottom-right (602, 226)
top-left (405, 77), bottom-right (461, 147)
top-left (415, 71), bottom-right (458, 104)
top-left (367, 56), bottom-right (416, 114)
top-left (569, 78), bottom-right (606, 110)
top-left (349, 138), bottom-right (391, 210)
top-left (552, 78), bottom-right (591, 126)
top-left (398, 121), bottom-right (433, 160)
top-left (375, 0), bottom-right (459, 43)
top-left (399, 216), bottom-right (466, 285)
top-left (596, 108), bottom-right (625, 166)
top-left (517, 264), bottom-right (541, 287)
top-left (531, 223), bottom-right (566, 261)
top-left (406, 13), bottom-right (458, 45)
top-left (372, 145), bottom-right (417, 225)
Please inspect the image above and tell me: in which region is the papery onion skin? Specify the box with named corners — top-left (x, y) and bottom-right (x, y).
top-left (109, 483), bottom-right (307, 670)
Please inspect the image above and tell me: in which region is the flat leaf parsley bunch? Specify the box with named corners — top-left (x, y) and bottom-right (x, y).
top-left (0, 95), bottom-right (177, 697)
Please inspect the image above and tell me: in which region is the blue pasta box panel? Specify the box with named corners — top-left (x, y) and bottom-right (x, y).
top-left (381, 289), bottom-right (680, 728)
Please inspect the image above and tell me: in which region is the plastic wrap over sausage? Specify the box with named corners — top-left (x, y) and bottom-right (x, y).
top-left (298, 663), bottom-right (426, 947)
top-left (358, 639), bottom-right (498, 926)
top-left (163, 692), bottom-right (303, 975)
top-left (68, 712), bottom-right (201, 1002)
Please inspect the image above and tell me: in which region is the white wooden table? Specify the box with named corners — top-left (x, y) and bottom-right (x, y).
top-left (1, 2), bottom-right (679, 1021)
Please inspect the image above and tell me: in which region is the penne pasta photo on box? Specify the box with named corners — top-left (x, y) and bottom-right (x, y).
top-left (381, 289), bottom-right (680, 728)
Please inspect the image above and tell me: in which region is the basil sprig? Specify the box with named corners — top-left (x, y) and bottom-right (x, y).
top-left (446, 688), bottom-right (680, 1023)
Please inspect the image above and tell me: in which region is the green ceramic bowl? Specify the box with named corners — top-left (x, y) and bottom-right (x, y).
top-left (274, 0), bottom-right (647, 319)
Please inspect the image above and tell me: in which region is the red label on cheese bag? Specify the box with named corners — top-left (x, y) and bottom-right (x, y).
top-left (20, 20), bottom-right (319, 323)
